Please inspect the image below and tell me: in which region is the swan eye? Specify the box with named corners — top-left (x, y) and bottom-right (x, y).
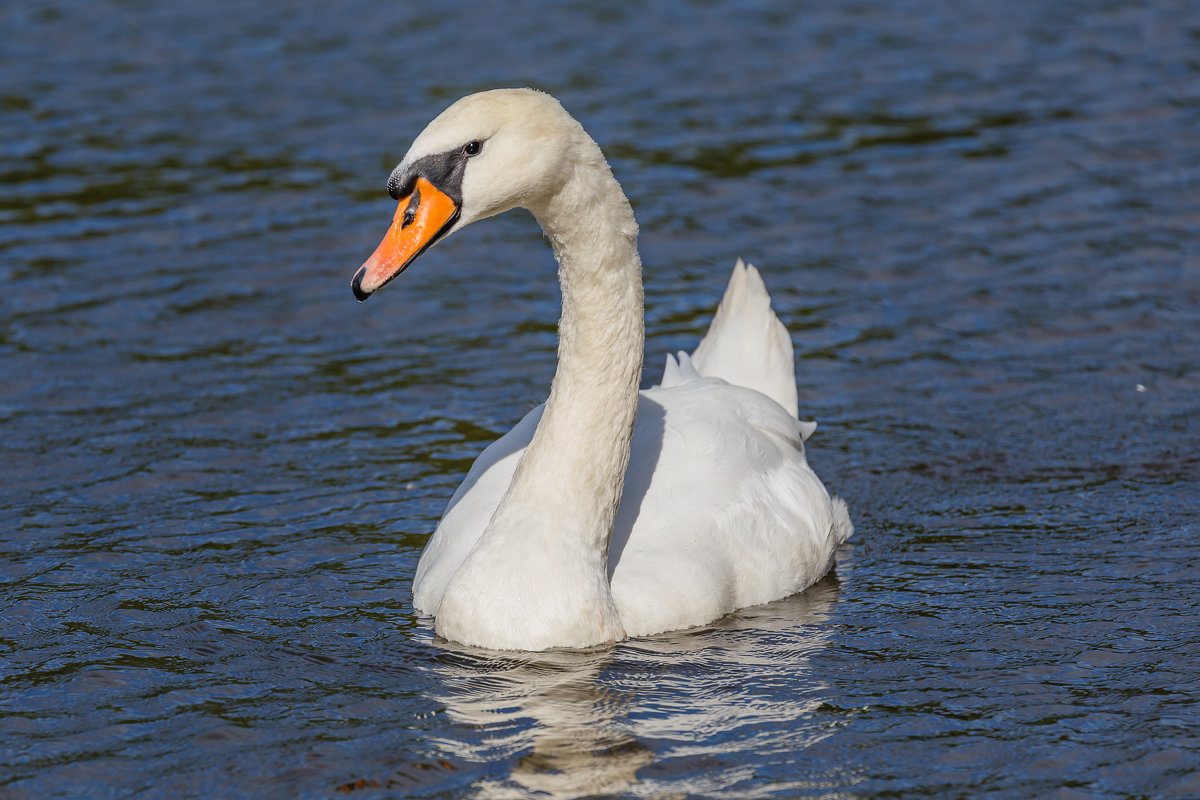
top-left (463, 140), bottom-right (482, 157)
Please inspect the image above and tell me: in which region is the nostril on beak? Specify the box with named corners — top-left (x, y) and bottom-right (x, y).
top-left (401, 185), bottom-right (421, 230)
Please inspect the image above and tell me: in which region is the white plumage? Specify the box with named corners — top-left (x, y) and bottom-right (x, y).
top-left (356, 89), bottom-right (852, 650)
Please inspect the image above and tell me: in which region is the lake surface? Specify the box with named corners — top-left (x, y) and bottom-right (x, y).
top-left (3, 1), bottom-right (1199, 797)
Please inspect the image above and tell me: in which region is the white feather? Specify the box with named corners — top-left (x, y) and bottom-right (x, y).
top-left (692, 258), bottom-right (800, 419)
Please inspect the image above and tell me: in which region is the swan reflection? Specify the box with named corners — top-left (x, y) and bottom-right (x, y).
top-left (424, 573), bottom-right (843, 798)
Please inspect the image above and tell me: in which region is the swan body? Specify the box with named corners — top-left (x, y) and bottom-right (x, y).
top-left (352, 89), bottom-right (852, 651)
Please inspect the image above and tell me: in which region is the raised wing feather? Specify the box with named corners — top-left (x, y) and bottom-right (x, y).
top-left (690, 259), bottom-right (799, 419)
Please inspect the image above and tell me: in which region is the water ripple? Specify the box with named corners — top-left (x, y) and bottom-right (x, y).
top-left (3, 0), bottom-right (1199, 797)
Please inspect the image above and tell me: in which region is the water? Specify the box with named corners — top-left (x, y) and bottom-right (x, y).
top-left (2, 0), bottom-right (1199, 797)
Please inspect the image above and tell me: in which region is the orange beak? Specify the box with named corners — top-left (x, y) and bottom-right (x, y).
top-left (351, 177), bottom-right (460, 301)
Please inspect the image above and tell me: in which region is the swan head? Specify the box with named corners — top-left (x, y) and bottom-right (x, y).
top-left (352, 88), bottom-right (585, 300)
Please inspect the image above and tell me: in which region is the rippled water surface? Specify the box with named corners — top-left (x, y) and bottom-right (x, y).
top-left (3, 1), bottom-right (1199, 797)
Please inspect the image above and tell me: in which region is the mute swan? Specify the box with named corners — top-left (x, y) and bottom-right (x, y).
top-left (352, 89), bottom-right (852, 651)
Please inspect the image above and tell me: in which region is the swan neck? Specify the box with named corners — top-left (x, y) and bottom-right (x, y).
top-left (520, 160), bottom-right (645, 541)
top-left (434, 148), bottom-right (644, 649)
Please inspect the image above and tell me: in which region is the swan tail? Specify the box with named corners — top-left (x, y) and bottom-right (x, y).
top-left (831, 495), bottom-right (854, 545)
top-left (690, 259), bottom-right (799, 418)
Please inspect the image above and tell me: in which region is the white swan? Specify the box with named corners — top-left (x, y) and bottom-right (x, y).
top-left (352, 89), bottom-right (852, 651)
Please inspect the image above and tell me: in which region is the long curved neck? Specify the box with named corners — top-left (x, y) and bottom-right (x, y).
top-left (518, 166), bottom-right (645, 543)
top-left (434, 141), bottom-right (644, 649)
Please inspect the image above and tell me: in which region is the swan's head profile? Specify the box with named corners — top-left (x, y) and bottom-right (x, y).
top-left (352, 88), bottom-right (590, 301)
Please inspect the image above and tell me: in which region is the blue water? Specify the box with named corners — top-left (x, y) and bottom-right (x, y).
top-left (2, 1), bottom-right (1199, 797)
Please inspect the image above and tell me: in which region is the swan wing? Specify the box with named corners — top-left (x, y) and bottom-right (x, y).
top-left (690, 259), bottom-right (799, 419)
top-left (608, 379), bottom-right (850, 637)
top-left (411, 404), bottom-right (542, 613)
